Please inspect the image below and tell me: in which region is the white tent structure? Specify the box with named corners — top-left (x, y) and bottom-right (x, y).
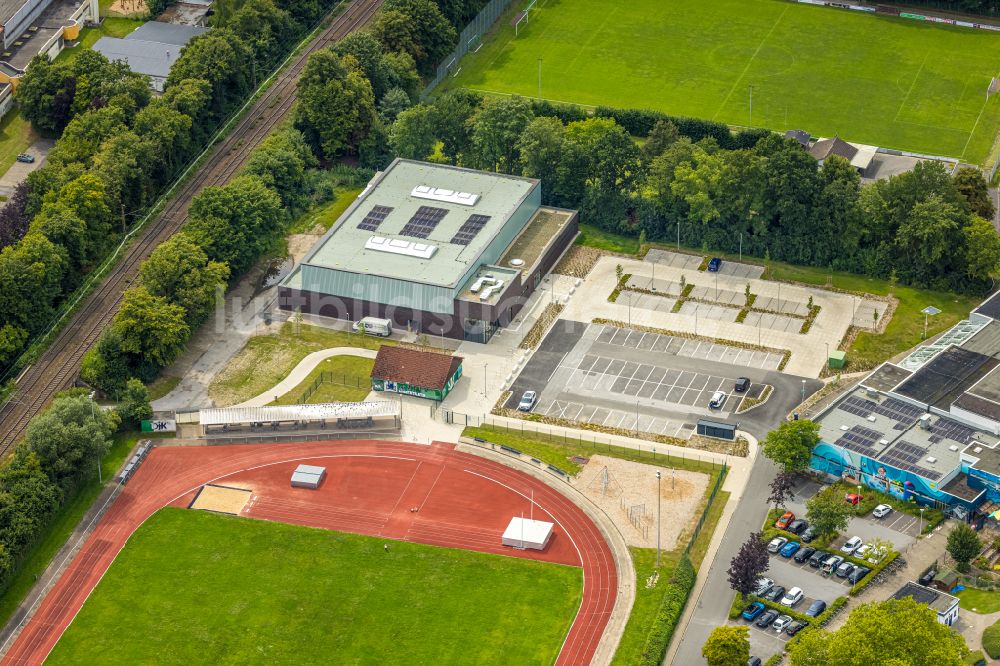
top-left (502, 517), bottom-right (553, 551)
top-left (290, 464), bottom-right (326, 489)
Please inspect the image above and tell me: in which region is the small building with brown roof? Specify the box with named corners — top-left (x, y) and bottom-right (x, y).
top-left (371, 346), bottom-right (463, 401)
top-left (808, 136), bottom-right (877, 175)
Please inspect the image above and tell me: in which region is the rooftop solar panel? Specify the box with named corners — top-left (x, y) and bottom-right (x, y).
top-left (880, 440), bottom-right (942, 481)
top-left (834, 425), bottom-right (884, 455)
top-left (450, 214), bottom-right (491, 246)
top-left (975, 291), bottom-right (1000, 320)
top-left (400, 206), bottom-right (448, 239)
top-left (357, 205), bottom-right (393, 231)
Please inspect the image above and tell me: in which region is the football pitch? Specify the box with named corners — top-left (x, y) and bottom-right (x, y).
top-left (46, 509), bottom-right (582, 664)
top-left (448, 0), bottom-right (1000, 163)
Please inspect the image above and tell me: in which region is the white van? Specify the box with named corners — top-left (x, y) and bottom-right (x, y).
top-left (353, 317), bottom-right (392, 337)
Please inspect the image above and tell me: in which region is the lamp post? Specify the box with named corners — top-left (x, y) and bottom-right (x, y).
top-left (748, 84), bottom-right (753, 127)
top-left (656, 470), bottom-right (662, 567)
top-left (677, 221), bottom-right (680, 250)
top-left (921, 306), bottom-right (941, 340)
top-left (89, 391), bottom-right (101, 484)
top-left (919, 507), bottom-right (925, 535)
top-left (739, 233), bottom-right (743, 263)
top-left (800, 379), bottom-right (806, 405)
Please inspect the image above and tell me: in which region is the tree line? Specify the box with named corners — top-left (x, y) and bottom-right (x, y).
top-left (0, 0), bottom-right (342, 371)
top-left (293, 36), bottom-right (1000, 296)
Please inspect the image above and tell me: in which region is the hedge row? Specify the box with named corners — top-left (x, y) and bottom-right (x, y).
top-left (983, 617), bottom-right (1000, 659)
top-left (848, 550), bottom-right (900, 596)
top-left (525, 98), bottom-right (773, 149)
top-left (639, 555), bottom-right (696, 666)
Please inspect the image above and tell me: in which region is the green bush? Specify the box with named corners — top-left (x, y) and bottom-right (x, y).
top-left (849, 550), bottom-right (899, 596)
top-left (639, 555), bottom-right (696, 665)
top-left (983, 618), bottom-right (1000, 659)
top-left (966, 649), bottom-right (986, 666)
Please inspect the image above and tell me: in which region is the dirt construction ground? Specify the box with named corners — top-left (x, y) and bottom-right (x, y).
top-left (574, 455), bottom-right (708, 549)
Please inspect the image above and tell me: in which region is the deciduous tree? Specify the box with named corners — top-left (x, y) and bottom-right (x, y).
top-left (389, 103), bottom-right (436, 160)
top-left (728, 531), bottom-right (769, 597)
top-left (805, 489), bottom-right (852, 538)
top-left (117, 378), bottom-right (152, 429)
top-left (112, 286), bottom-right (190, 371)
top-left (947, 522), bottom-right (982, 573)
top-left (702, 625), bottom-right (750, 666)
top-left (762, 420), bottom-right (820, 471)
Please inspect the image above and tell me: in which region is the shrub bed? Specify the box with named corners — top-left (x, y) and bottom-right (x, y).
top-left (983, 617), bottom-right (1000, 659)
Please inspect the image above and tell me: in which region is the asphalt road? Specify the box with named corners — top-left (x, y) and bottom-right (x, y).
top-left (670, 455), bottom-right (781, 665)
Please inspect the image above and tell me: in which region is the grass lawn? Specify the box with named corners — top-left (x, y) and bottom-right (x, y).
top-left (0, 431), bottom-right (164, 628)
top-left (269, 354), bottom-right (374, 405)
top-left (0, 111), bottom-right (37, 178)
top-left (47, 508), bottom-right (582, 664)
top-left (208, 322), bottom-right (397, 406)
top-left (958, 587), bottom-right (1000, 614)
top-left (574, 224), bottom-right (980, 373)
top-left (54, 17), bottom-right (144, 64)
top-left (146, 374), bottom-right (181, 401)
top-left (288, 187), bottom-right (363, 234)
top-left (447, 0), bottom-right (1000, 163)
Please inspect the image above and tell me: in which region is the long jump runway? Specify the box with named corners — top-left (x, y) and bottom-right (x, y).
top-left (2, 441), bottom-right (617, 666)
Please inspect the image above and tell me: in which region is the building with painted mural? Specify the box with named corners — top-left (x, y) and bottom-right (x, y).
top-left (810, 291), bottom-right (1000, 519)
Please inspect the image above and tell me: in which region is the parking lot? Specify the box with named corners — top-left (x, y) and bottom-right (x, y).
top-left (507, 320), bottom-right (821, 439)
top-left (788, 480), bottom-right (922, 548)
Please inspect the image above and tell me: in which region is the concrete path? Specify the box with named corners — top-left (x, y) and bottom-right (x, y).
top-left (234, 347), bottom-right (377, 408)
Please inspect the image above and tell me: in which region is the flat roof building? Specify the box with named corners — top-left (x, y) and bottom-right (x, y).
top-left (892, 582), bottom-right (959, 626)
top-left (280, 159), bottom-right (578, 342)
top-left (810, 290), bottom-right (1000, 514)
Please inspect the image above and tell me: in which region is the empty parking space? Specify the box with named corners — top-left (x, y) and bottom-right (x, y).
top-left (593, 324), bottom-right (783, 370)
top-left (689, 285), bottom-right (744, 306)
top-left (625, 275), bottom-right (682, 295)
top-left (744, 311), bottom-right (803, 333)
top-left (754, 296), bottom-right (809, 317)
top-left (535, 397), bottom-right (690, 438)
top-left (852, 300), bottom-right (890, 328)
top-left (715, 259), bottom-right (765, 279)
top-left (645, 248), bottom-right (701, 270)
top-left (679, 301), bottom-right (740, 322)
top-left (615, 291), bottom-right (677, 313)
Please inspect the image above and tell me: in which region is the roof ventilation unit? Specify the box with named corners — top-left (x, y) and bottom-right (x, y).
top-left (867, 415), bottom-right (877, 422)
top-left (949, 445), bottom-right (959, 452)
top-left (411, 185), bottom-right (480, 206)
top-left (975, 446), bottom-right (984, 453)
top-left (926, 456), bottom-right (937, 464)
top-left (918, 414), bottom-right (932, 430)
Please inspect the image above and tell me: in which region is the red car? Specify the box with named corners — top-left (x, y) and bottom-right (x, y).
top-left (775, 511), bottom-right (795, 530)
top-left (845, 493), bottom-right (864, 506)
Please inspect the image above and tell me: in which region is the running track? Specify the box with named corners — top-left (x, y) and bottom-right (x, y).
top-left (2, 441), bottom-right (617, 665)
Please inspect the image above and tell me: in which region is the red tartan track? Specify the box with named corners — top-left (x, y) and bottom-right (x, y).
top-left (2, 441), bottom-right (617, 665)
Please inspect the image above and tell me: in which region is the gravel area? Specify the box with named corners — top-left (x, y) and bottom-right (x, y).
top-left (573, 455), bottom-right (708, 549)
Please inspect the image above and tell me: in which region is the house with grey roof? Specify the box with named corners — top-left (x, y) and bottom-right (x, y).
top-left (92, 22), bottom-right (207, 92)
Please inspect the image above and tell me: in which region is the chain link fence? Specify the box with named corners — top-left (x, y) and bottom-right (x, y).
top-left (420, 0), bottom-right (518, 99)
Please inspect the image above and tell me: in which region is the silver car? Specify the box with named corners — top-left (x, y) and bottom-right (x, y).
top-left (709, 391), bottom-right (727, 409)
top-left (517, 390), bottom-right (537, 411)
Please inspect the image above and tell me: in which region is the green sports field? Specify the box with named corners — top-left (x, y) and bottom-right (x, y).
top-left (47, 509), bottom-right (582, 664)
top-left (448, 0), bottom-right (1000, 163)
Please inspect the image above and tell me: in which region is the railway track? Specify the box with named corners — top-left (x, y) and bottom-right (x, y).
top-left (0, 0), bottom-right (383, 454)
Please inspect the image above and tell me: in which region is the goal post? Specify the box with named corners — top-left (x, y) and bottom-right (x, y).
top-left (513, 0), bottom-right (538, 37)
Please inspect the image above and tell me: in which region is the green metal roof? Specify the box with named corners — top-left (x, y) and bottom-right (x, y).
top-left (301, 159), bottom-right (538, 289)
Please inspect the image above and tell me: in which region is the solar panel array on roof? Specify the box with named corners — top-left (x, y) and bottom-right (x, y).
top-left (357, 205), bottom-right (393, 231)
top-left (400, 206), bottom-right (448, 239)
top-left (880, 441), bottom-right (942, 481)
top-left (834, 425), bottom-right (884, 455)
top-left (838, 395), bottom-right (875, 418)
top-left (928, 419), bottom-right (975, 445)
top-left (450, 214), bottom-right (491, 246)
top-left (837, 395), bottom-right (921, 428)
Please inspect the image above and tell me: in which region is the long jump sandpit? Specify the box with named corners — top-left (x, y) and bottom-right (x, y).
top-left (2, 441), bottom-right (617, 666)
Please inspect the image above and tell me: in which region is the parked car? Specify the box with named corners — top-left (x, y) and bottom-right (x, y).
top-left (767, 536), bottom-right (788, 554)
top-left (800, 526), bottom-right (817, 543)
top-left (755, 608), bottom-right (779, 628)
top-left (708, 257), bottom-right (722, 272)
top-left (709, 390), bottom-right (727, 408)
top-left (772, 614), bottom-right (794, 632)
top-left (787, 519), bottom-right (808, 535)
top-left (822, 555), bottom-right (845, 574)
top-left (15, 154), bottom-right (34, 164)
top-left (872, 503), bottom-right (893, 518)
top-left (848, 566), bottom-right (872, 584)
top-left (781, 587), bottom-right (804, 607)
top-left (764, 585), bottom-right (786, 603)
top-left (785, 620), bottom-right (809, 636)
top-left (840, 536), bottom-right (864, 555)
top-left (742, 601), bottom-right (766, 621)
top-left (753, 577), bottom-right (774, 596)
top-left (735, 377), bottom-right (751, 392)
top-left (845, 492), bottom-right (864, 506)
top-left (775, 511), bottom-right (795, 530)
top-left (808, 550), bottom-right (828, 568)
top-left (780, 541), bottom-right (801, 558)
top-left (793, 546), bottom-right (816, 563)
top-left (749, 657), bottom-right (762, 666)
top-left (805, 599), bottom-right (827, 617)
top-left (835, 561), bottom-right (856, 578)
top-left (517, 390), bottom-right (538, 411)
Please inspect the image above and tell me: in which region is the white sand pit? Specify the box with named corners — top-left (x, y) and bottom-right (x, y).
top-left (574, 455), bottom-right (709, 549)
top-left (190, 484), bottom-right (252, 515)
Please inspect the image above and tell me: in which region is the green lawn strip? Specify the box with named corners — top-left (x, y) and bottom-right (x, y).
top-left (0, 431), bottom-right (163, 627)
top-left (145, 374), bottom-right (181, 401)
top-left (208, 322), bottom-right (397, 406)
top-left (447, 0), bottom-right (1000, 162)
top-left (958, 587), bottom-right (1000, 614)
top-left (573, 228), bottom-right (979, 373)
top-left (611, 548), bottom-right (681, 665)
top-left (0, 112), bottom-right (36, 177)
top-left (268, 354), bottom-right (374, 405)
top-left (461, 424), bottom-right (723, 479)
top-left (287, 187), bottom-right (363, 234)
top-left (47, 508), bottom-right (583, 664)
top-left (577, 223), bottom-right (640, 255)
